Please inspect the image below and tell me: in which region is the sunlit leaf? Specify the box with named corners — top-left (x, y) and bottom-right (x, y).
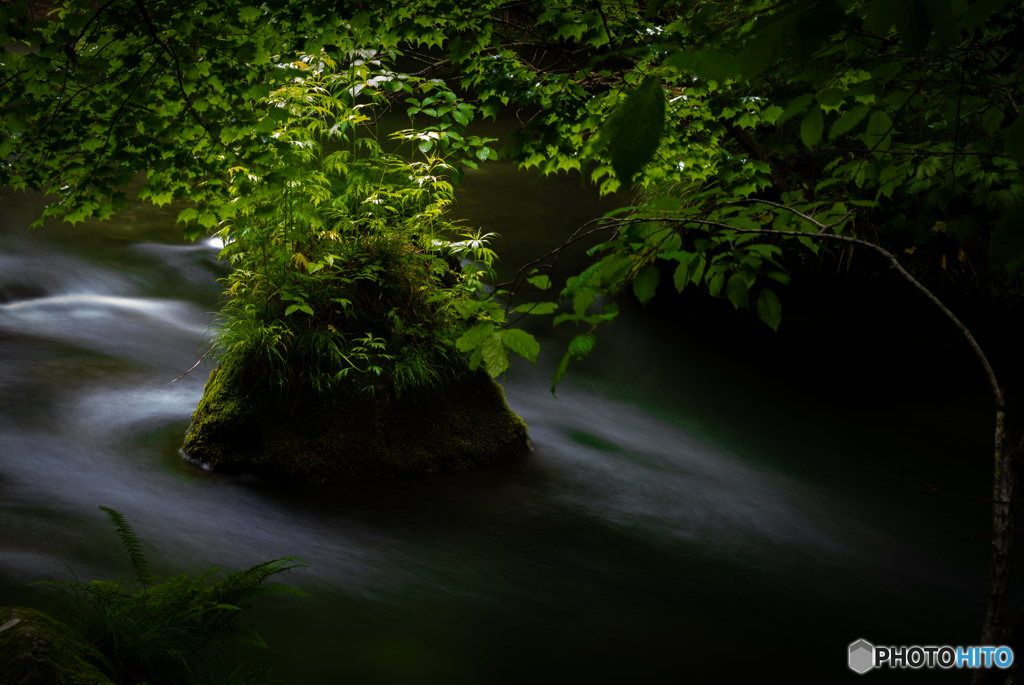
top-left (502, 328), bottom-right (540, 364)
top-left (455, 321), bottom-right (494, 352)
top-left (527, 275), bottom-right (552, 290)
top-left (513, 301), bottom-right (558, 315)
top-left (482, 332), bottom-right (509, 377)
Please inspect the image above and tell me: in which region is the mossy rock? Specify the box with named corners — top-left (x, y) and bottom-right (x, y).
top-left (0, 607), bottom-right (114, 685)
top-left (181, 364), bottom-right (531, 483)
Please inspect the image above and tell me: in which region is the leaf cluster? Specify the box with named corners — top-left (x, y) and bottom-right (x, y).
top-left (6, 1), bottom-right (1022, 393)
top-left (207, 53), bottom-right (539, 394)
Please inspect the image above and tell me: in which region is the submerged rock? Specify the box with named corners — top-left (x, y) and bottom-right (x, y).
top-left (181, 364), bottom-right (530, 483)
top-left (0, 607), bottom-right (114, 685)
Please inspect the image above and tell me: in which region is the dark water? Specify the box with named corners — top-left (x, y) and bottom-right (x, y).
top-left (0, 156), bottom-right (1005, 683)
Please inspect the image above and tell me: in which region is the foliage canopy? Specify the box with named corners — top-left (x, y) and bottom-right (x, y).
top-left (2, 0), bottom-right (1022, 365)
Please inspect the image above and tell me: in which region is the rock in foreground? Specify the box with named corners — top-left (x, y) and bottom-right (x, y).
top-left (181, 365), bottom-right (530, 483)
top-left (0, 607), bottom-right (114, 685)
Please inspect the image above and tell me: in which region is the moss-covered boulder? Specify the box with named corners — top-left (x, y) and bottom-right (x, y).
top-left (0, 607), bottom-right (114, 685)
top-left (181, 364), bottom-right (530, 483)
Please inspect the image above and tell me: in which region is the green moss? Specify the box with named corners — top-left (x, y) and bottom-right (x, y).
top-left (0, 607), bottom-right (115, 685)
top-left (182, 363), bottom-right (530, 483)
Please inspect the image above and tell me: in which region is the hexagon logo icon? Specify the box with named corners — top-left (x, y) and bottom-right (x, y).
top-left (849, 639), bottom-right (875, 674)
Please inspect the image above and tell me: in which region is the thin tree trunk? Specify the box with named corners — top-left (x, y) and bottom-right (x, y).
top-left (975, 402), bottom-right (1015, 685)
top-left (626, 213), bottom-right (1016, 681)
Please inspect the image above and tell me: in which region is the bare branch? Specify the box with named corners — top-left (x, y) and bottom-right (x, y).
top-left (171, 350), bottom-right (212, 383)
top-left (925, 481), bottom-right (1015, 505)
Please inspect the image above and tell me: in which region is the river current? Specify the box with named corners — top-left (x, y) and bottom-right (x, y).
top-left (0, 156), bottom-right (1002, 683)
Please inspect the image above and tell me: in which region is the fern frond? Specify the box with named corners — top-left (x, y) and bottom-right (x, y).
top-left (249, 583), bottom-right (312, 599)
top-left (37, 507), bottom-right (307, 684)
top-left (99, 506), bottom-right (152, 586)
top-left (233, 624), bottom-right (270, 650)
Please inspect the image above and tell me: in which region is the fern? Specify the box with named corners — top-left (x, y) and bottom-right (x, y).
top-left (35, 506), bottom-right (309, 685)
top-left (99, 505), bottom-right (152, 586)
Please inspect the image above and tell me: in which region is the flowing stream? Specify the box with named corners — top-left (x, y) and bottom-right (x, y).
top-left (0, 149), bottom-right (1004, 683)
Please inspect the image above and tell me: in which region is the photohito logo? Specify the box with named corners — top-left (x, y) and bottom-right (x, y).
top-left (848, 639), bottom-right (1014, 673)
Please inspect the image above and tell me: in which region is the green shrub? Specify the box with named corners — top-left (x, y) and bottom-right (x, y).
top-left (209, 54), bottom-right (505, 398)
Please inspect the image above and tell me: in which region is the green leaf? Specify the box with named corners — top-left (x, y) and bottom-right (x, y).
top-left (687, 255), bottom-right (706, 286)
top-left (551, 350), bottom-right (571, 396)
top-left (598, 254), bottom-right (631, 284)
top-left (598, 75), bottom-right (664, 184)
top-left (285, 304), bottom-right (313, 316)
top-left (673, 254), bottom-right (693, 292)
top-left (645, 0), bottom-right (671, 19)
top-left (569, 287), bottom-right (595, 315)
top-left (708, 271), bottom-right (726, 298)
top-left (482, 332), bottom-right (509, 377)
top-left (455, 321), bottom-right (494, 352)
top-left (177, 207), bottom-right (199, 223)
top-left (869, 62), bottom-right (901, 84)
top-left (469, 345), bottom-right (483, 371)
top-left (865, 110), bottom-right (894, 152)
top-left (962, 0), bottom-right (1012, 32)
top-left (725, 272), bottom-right (749, 309)
top-left (829, 105), bottom-right (870, 139)
top-left (924, 0), bottom-right (958, 52)
top-left (645, 196), bottom-right (682, 212)
top-left (502, 328), bottom-right (540, 364)
top-left (801, 105), bottom-right (824, 149)
top-left (527, 275), bottom-right (552, 290)
top-left (453, 300), bottom-right (484, 319)
top-left (666, 50), bottom-right (740, 84)
top-left (891, 0), bottom-right (932, 53)
top-left (513, 301), bottom-right (558, 315)
top-left (777, 94), bottom-right (815, 125)
top-left (569, 333), bottom-right (596, 360)
top-left (450, 165), bottom-right (465, 186)
top-left (863, 0), bottom-right (893, 36)
top-left (239, 6), bottom-right (262, 22)
top-left (816, 88), bottom-right (846, 111)
top-left (633, 265), bottom-right (661, 307)
top-left (948, 216), bottom-right (978, 244)
top-left (1004, 117), bottom-right (1024, 165)
top-left (756, 288), bottom-right (783, 331)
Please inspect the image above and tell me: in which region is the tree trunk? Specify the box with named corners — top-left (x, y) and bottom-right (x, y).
top-left (977, 406), bottom-right (1018, 685)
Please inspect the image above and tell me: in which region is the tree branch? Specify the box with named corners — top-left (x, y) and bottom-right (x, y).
top-left (656, 217), bottom-right (1006, 411)
top-left (925, 481), bottom-right (1015, 504)
top-left (132, 0), bottom-right (232, 159)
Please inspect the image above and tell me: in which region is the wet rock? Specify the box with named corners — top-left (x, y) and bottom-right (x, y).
top-left (0, 607), bottom-right (114, 685)
top-left (181, 364), bottom-right (531, 484)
